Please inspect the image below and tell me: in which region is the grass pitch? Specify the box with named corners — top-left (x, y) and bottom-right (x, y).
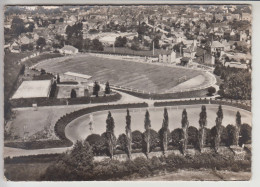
top-left (36, 54), bottom-right (211, 94)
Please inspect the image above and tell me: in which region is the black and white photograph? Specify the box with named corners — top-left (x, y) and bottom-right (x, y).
top-left (2, 2), bottom-right (254, 181)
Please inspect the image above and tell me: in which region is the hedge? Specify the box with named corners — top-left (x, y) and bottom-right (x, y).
top-left (10, 92), bottom-right (122, 108)
top-left (113, 87), bottom-right (208, 100)
top-left (4, 140), bottom-right (72, 150)
top-left (154, 98), bottom-right (251, 112)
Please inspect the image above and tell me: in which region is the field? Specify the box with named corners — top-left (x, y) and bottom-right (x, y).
top-left (35, 54), bottom-right (213, 94)
top-left (65, 105), bottom-right (252, 143)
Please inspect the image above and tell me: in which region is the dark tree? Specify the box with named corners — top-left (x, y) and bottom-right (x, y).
top-left (144, 110), bottom-right (151, 154)
top-left (70, 89), bottom-right (77, 98)
top-left (208, 86), bottom-right (216, 96)
top-left (235, 111), bottom-right (242, 146)
top-left (105, 81), bottom-right (111, 94)
top-left (159, 108), bottom-right (170, 153)
top-left (215, 105), bottom-right (223, 151)
top-left (117, 134), bottom-right (128, 153)
top-left (181, 109), bottom-right (189, 153)
top-left (187, 126), bottom-right (199, 148)
top-left (93, 81), bottom-right (100, 97)
top-left (36, 37), bottom-right (46, 49)
top-left (226, 124), bottom-right (237, 146)
top-left (125, 109), bottom-right (132, 158)
top-left (42, 141), bottom-right (94, 180)
top-left (105, 111), bottom-right (116, 158)
top-left (132, 130), bottom-right (143, 149)
top-left (143, 129), bottom-right (160, 153)
top-left (199, 105), bottom-right (207, 151)
top-left (171, 128), bottom-right (183, 149)
top-left (57, 74), bottom-right (60, 84)
top-left (86, 134), bottom-right (107, 156)
top-left (91, 39), bottom-right (104, 51)
top-left (239, 123), bottom-right (251, 146)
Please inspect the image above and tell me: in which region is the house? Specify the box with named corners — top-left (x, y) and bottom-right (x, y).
top-left (211, 41), bottom-right (225, 54)
top-left (159, 50), bottom-right (177, 64)
top-left (183, 43), bottom-right (197, 59)
top-left (195, 47), bottom-right (215, 65)
top-left (241, 13), bottom-right (251, 21)
top-left (59, 45), bottom-right (79, 55)
top-left (19, 34), bottom-right (34, 45)
top-left (9, 41), bottom-right (20, 53)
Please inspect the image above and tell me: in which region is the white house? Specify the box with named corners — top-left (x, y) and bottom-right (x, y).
top-left (159, 50), bottom-right (177, 64)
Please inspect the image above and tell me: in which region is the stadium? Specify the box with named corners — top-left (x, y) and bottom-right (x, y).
top-left (34, 53), bottom-right (216, 94)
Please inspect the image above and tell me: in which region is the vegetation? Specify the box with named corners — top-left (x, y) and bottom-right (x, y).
top-left (158, 108), bottom-right (170, 153)
top-left (105, 81), bottom-right (111, 94)
top-left (125, 109), bottom-right (132, 158)
top-left (143, 110), bottom-right (152, 155)
top-left (105, 111), bottom-right (116, 158)
top-left (181, 109), bottom-right (189, 153)
top-left (214, 65), bottom-right (251, 100)
top-left (214, 105), bottom-right (224, 152)
top-left (199, 105), bottom-right (207, 150)
top-left (93, 81), bottom-right (100, 97)
top-left (70, 89), bottom-right (77, 98)
top-left (38, 140), bottom-right (251, 181)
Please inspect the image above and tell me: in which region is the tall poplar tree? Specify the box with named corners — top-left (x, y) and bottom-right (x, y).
top-left (160, 108), bottom-right (169, 152)
top-left (144, 110), bottom-right (151, 155)
top-left (106, 111), bottom-right (116, 158)
top-left (199, 105), bottom-right (207, 151)
top-left (235, 111), bottom-right (242, 146)
top-left (125, 108), bottom-right (132, 159)
top-left (215, 105), bottom-right (223, 151)
top-left (181, 109), bottom-right (189, 153)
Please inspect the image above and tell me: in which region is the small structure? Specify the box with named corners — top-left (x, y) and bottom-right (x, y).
top-left (64, 72), bottom-right (92, 82)
top-left (32, 103), bottom-right (38, 111)
top-left (59, 45), bottom-right (79, 55)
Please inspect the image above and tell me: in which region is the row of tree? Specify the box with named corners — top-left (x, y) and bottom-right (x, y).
top-left (87, 105), bottom-right (249, 159)
top-left (70, 81), bottom-right (111, 98)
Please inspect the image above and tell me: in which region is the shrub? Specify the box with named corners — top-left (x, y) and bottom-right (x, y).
top-left (86, 134), bottom-right (107, 156)
top-left (142, 129), bottom-right (160, 153)
top-left (239, 123), bottom-right (252, 146)
top-left (187, 126), bottom-right (199, 149)
top-left (132, 130), bottom-right (143, 149)
top-left (208, 86), bottom-right (216, 96)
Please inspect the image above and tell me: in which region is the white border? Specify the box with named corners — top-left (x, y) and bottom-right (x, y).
top-left (0, 1), bottom-right (260, 187)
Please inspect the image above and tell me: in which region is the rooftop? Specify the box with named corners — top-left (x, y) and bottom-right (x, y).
top-left (64, 72), bottom-right (92, 79)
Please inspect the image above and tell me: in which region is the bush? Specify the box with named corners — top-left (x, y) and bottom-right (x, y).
top-left (208, 86), bottom-right (216, 96)
top-left (86, 134), bottom-right (107, 156)
top-left (132, 130), bottom-right (143, 149)
top-left (142, 129), bottom-right (160, 153)
top-left (239, 123), bottom-right (251, 146)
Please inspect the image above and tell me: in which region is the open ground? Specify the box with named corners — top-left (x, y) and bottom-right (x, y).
top-left (35, 53), bottom-right (214, 94)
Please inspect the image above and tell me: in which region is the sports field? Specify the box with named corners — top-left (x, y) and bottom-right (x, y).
top-left (35, 54), bottom-right (214, 94)
top-left (65, 105), bottom-right (252, 143)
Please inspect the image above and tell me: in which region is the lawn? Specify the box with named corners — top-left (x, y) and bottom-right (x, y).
top-left (36, 54), bottom-right (210, 94)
